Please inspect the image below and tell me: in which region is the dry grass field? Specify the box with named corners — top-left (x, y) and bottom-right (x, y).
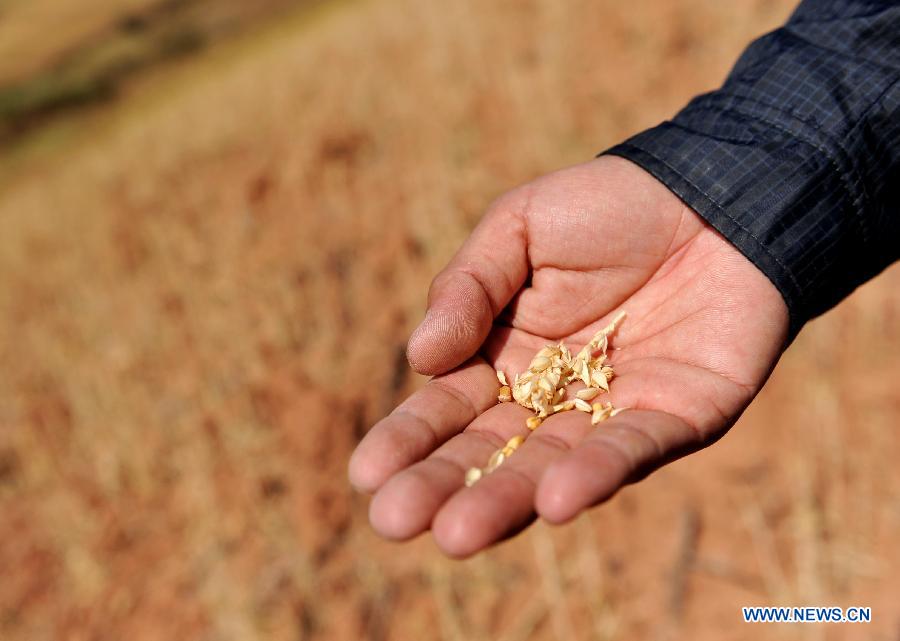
top-left (1, 0), bottom-right (898, 640)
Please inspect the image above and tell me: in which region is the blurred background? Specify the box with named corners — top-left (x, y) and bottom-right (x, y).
top-left (1, 0), bottom-right (898, 639)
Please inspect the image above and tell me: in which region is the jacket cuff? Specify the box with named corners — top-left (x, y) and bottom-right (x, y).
top-left (601, 93), bottom-right (871, 343)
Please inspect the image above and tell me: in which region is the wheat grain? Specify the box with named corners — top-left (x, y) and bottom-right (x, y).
top-left (591, 402), bottom-right (612, 425)
top-left (464, 467), bottom-right (483, 487)
top-left (486, 449), bottom-right (506, 472)
top-left (552, 400), bottom-right (576, 413)
top-left (506, 435), bottom-right (525, 450)
top-left (574, 398), bottom-right (593, 413)
top-left (576, 388), bottom-right (600, 401)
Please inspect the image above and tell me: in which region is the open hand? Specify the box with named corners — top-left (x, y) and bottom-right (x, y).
top-left (348, 156), bottom-right (789, 557)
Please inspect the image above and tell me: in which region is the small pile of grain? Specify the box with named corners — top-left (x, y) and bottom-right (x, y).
top-left (465, 311), bottom-right (627, 486)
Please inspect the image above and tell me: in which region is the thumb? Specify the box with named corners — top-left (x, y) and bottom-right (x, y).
top-left (407, 198), bottom-right (529, 376)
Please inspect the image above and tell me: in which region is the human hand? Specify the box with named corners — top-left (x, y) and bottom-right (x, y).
top-left (348, 156), bottom-right (789, 557)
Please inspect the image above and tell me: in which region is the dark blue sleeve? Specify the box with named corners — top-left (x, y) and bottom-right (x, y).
top-left (601, 0), bottom-right (900, 341)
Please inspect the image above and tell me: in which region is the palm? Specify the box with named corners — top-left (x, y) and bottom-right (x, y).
top-left (349, 157), bottom-right (788, 557)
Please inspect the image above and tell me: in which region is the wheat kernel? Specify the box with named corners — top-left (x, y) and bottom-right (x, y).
top-left (574, 398), bottom-right (593, 412)
top-left (591, 402), bottom-right (615, 425)
top-left (487, 449), bottom-right (506, 471)
top-left (506, 435), bottom-right (525, 450)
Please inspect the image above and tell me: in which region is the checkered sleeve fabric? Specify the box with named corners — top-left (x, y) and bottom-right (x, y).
top-left (601, 0), bottom-right (900, 341)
